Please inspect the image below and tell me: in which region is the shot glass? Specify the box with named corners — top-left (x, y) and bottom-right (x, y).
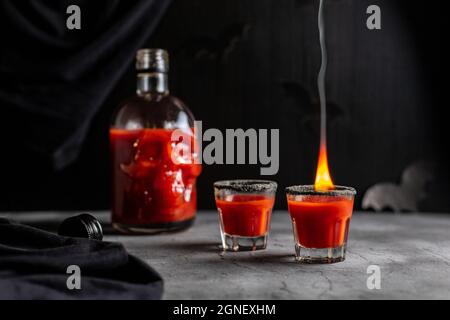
top-left (214, 180), bottom-right (277, 252)
top-left (286, 185), bottom-right (356, 263)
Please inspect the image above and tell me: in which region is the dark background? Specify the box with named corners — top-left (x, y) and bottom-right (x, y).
top-left (0, 0), bottom-right (449, 212)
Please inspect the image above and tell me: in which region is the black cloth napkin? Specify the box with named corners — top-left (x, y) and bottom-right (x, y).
top-left (0, 0), bottom-right (171, 169)
top-left (0, 218), bottom-right (163, 299)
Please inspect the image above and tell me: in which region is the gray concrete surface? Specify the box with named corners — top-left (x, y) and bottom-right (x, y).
top-left (4, 211), bottom-right (450, 299)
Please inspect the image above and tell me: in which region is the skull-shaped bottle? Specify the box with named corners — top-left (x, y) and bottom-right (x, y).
top-left (110, 49), bottom-right (202, 234)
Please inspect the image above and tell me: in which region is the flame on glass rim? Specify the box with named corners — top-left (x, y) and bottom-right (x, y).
top-left (314, 142), bottom-right (335, 191)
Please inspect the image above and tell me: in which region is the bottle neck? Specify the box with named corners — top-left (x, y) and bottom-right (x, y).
top-left (137, 72), bottom-right (169, 96)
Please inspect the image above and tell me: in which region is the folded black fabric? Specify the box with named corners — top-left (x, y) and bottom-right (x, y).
top-left (0, 0), bottom-right (171, 169)
top-left (0, 218), bottom-right (163, 299)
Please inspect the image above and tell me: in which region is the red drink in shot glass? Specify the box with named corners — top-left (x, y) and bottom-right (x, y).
top-left (286, 185), bottom-right (356, 263)
top-left (214, 180), bottom-right (277, 252)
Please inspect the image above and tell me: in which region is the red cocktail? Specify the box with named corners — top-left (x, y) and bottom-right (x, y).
top-left (110, 128), bottom-right (201, 233)
top-left (214, 180), bottom-right (277, 251)
top-left (286, 186), bottom-right (356, 263)
top-left (216, 195), bottom-right (274, 237)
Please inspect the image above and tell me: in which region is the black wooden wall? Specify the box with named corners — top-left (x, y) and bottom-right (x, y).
top-left (2, 0), bottom-right (448, 211)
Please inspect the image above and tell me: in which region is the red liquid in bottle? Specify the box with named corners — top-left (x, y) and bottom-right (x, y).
top-left (110, 128), bottom-right (202, 227)
top-left (215, 194), bottom-right (275, 237)
top-left (287, 196), bottom-right (354, 248)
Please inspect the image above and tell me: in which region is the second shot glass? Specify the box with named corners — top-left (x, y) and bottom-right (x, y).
top-left (286, 185), bottom-right (356, 263)
top-left (214, 180), bottom-right (277, 252)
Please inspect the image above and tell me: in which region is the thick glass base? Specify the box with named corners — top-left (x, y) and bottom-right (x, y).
top-left (221, 234), bottom-right (268, 252)
top-left (294, 243), bottom-right (347, 264)
top-left (112, 217), bottom-right (195, 235)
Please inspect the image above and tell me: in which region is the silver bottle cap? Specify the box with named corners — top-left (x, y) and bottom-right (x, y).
top-left (136, 48), bottom-right (169, 73)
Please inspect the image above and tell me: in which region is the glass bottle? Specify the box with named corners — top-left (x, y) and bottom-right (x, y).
top-left (110, 49), bottom-right (202, 234)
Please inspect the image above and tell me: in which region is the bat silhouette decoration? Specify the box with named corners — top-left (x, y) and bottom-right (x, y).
top-left (280, 80), bottom-right (344, 127)
top-left (177, 23), bottom-right (251, 61)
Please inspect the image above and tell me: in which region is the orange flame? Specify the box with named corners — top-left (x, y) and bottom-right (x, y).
top-left (314, 142), bottom-right (335, 191)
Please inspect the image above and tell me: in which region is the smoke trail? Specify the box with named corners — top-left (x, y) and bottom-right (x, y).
top-left (314, 0), bottom-right (335, 190)
top-left (317, 0), bottom-right (327, 146)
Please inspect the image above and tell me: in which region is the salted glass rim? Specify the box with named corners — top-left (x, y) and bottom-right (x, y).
top-left (214, 179), bottom-right (278, 193)
top-left (285, 185), bottom-right (356, 197)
